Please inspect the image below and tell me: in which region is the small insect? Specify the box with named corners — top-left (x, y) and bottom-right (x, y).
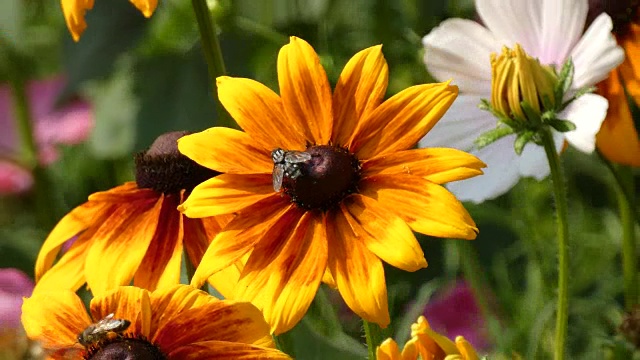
top-left (271, 148), bottom-right (312, 192)
top-left (77, 313), bottom-right (131, 347)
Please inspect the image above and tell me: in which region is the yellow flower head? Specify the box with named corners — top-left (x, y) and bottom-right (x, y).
top-left (377, 316), bottom-right (480, 360)
top-left (21, 284), bottom-right (290, 359)
top-left (178, 37), bottom-right (485, 334)
top-left (34, 131), bottom-right (238, 296)
top-left (491, 44), bottom-right (559, 121)
top-left (60, 0), bottom-right (158, 42)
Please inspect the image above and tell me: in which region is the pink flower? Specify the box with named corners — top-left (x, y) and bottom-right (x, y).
top-left (0, 268), bottom-right (34, 329)
top-left (423, 281), bottom-right (491, 351)
top-left (0, 77), bottom-right (94, 195)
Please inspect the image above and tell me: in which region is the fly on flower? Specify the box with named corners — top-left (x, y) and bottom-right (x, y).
top-left (77, 313), bottom-right (131, 347)
top-left (271, 148), bottom-right (313, 192)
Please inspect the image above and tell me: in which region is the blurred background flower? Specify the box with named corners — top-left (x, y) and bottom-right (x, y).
top-left (0, 268), bottom-right (39, 359)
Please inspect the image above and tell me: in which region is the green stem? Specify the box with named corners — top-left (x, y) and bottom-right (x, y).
top-left (190, 0), bottom-right (235, 128)
top-left (597, 150), bottom-right (640, 225)
top-left (8, 78), bottom-right (37, 167)
top-left (540, 130), bottom-right (570, 360)
top-left (234, 16), bottom-right (288, 46)
top-left (457, 241), bottom-right (504, 348)
top-left (613, 167), bottom-right (638, 309)
top-left (363, 319), bottom-right (384, 360)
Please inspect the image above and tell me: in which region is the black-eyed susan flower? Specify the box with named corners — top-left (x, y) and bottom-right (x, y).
top-left (60, 0), bottom-right (158, 42)
top-left (35, 131), bottom-right (236, 296)
top-left (420, 0), bottom-right (624, 203)
top-left (21, 284), bottom-right (290, 359)
top-left (178, 36), bottom-right (485, 334)
top-left (376, 315), bottom-right (480, 360)
top-left (596, 11), bottom-right (640, 167)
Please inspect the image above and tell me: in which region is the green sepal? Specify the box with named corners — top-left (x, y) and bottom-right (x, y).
top-left (475, 126), bottom-right (515, 149)
top-left (479, 98), bottom-right (522, 129)
top-left (547, 118), bottom-right (577, 133)
top-left (520, 101), bottom-right (543, 126)
top-left (555, 59), bottom-right (574, 106)
top-left (514, 131), bottom-right (536, 155)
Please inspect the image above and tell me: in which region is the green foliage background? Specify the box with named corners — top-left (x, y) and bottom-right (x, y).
top-left (0, 0), bottom-right (638, 359)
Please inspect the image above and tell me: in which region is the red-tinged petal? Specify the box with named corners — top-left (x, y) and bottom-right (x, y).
top-left (361, 174), bottom-right (478, 240)
top-left (84, 197), bottom-right (162, 295)
top-left (333, 45), bottom-right (388, 147)
top-left (234, 211), bottom-right (327, 334)
top-left (362, 148), bottom-right (485, 184)
top-left (134, 195), bottom-right (184, 291)
top-left (190, 196), bottom-right (291, 288)
top-left (34, 232), bottom-right (94, 293)
top-left (90, 286), bottom-right (151, 337)
top-left (87, 182), bottom-right (156, 202)
top-left (35, 201), bottom-right (111, 281)
top-left (153, 300), bottom-right (272, 352)
top-left (343, 194), bottom-right (427, 272)
top-left (352, 82), bottom-right (458, 159)
top-left (178, 127), bottom-right (273, 174)
top-left (327, 208), bottom-right (390, 327)
top-left (217, 76), bottom-right (307, 150)
top-left (169, 341), bottom-right (290, 360)
top-left (148, 285), bottom-right (215, 338)
top-left (179, 174), bottom-right (275, 219)
top-left (183, 214), bottom-right (233, 269)
top-left (22, 290), bottom-right (90, 350)
top-left (278, 37), bottom-right (333, 145)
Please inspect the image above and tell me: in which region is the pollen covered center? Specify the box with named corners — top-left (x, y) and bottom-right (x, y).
top-left (85, 337), bottom-right (167, 360)
top-left (274, 145), bottom-right (361, 210)
top-left (135, 131), bottom-right (218, 195)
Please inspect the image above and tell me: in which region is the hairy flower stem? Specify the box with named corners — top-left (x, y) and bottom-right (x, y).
top-left (363, 319), bottom-right (384, 360)
top-left (541, 130), bottom-right (569, 360)
top-left (191, 0), bottom-right (235, 129)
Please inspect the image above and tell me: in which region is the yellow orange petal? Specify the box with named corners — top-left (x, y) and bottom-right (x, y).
top-left (148, 285), bottom-right (215, 338)
top-left (129, 0), bottom-right (157, 17)
top-left (22, 290), bottom-right (90, 350)
top-left (35, 201), bottom-right (109, 281)
top-left (207, 259), bottom-right (244, 299)
top-left (362, 148), bottom-right (486, 185)
top-left (217, 76), bottom-right (307, 150)
top-left (455, 336), bottom-right (480, 360)
top-left (353, 82), bottom-right (458, 159)
top-left (327, 208), bottom-right (390, 327)
top-left (60, 0), bottom-right (94, 42)
top-left (153, 300), bottom-right (273, 352)
top-left (87, 182), bottom-right (157, 202)
top-left (343, 194), bottom-right (427, 272)
top-left (178, 127), bottom-right (273, 174)
top-left (190, 195), bottom-right (291, 288)
top-left (84, 198), bottom-right (163, 294)
top-left (361, 174), bottom-right (478, 240)
top-left (168, 341), bottom-right (290, 360)
top-left (277, 37), bottom-right (333, 145)
top-left (179, 174), bottom-right (275, 218)
top-left (376, 338), bottom-right (402, 360)
top-left (332, 45), bottom-right (388, 147)
top-left (90, 286), bottom-right (152, 337)
top-left (234, 211), bottom-right (327, 334)
top-left (34, 233), bottom-right (93, 293)
top-left (322, 268), bottom-right (337, 289)
top-left (134, 196), bottom-right (184, 291)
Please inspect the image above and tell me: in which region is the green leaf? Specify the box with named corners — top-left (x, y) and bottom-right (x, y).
top-left (0, 0), bottom-right (22, 47)
top-left (548, 118), bottom-right (577, 133)
top-left (475, 126), bottom-right (515, 149)
top-left (514, 131), bottom-right (536, 155)
top-left (394, 279), bottom-right (441, 345)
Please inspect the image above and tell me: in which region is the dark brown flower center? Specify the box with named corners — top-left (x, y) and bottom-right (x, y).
top-left (275, 145), bottom-right (361, 210)
top-left (587, 0), bottom-right (639, 35)
top-left (85, 337), bottom-right (166, 360)
top-left (135, 131), bottom-right (218, 195)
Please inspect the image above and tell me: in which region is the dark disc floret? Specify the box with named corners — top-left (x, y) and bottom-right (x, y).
top-left (279, 145), bottom-right (361, 211)
top-left (84, 336), bottom-right (167, 360)
top-left (135, 131), bottom-right (218, 195)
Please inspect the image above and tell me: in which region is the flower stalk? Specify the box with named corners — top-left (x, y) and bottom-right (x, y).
top-left (540, 129), bottom-right (570, 360)
top-left (363, 319), bottom-right (385, 360)
top-left (8, 78), bottom-right (37, 168)
top-left (191, 0), bottom-right (235, 129)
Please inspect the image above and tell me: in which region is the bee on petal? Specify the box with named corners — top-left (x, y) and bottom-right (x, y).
top-left (77, 313), bottom-right (131, 347)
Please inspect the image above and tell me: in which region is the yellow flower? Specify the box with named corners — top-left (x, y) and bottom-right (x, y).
top-left (377, 316), bottom-right (480, 360)
top-left (596, 22), bottom-right (640, 167)
top-left (35, 131), bottom-right (238, 296)
top-left (60, 0), bottom-right (158, 42)
top-left (21, 284), bottom-right (290, 359)
top-left (178, 37), bottom-right (485, 334)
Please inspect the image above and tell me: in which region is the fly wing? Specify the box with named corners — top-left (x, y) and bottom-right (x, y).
top-left (285, 151), bottom-right (311, 163)
top-left (272, 164), bottom-right (284, 192)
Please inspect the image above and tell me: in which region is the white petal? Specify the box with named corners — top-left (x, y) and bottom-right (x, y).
top-left (475, 0), bottom-right (542, 54)
top-left (422, 18), bottom-right (498, 94)
top-left (571, 13), bottom-right (625, 89)
top-left (447, 135), bottom-right (521, 203)
top-left (538, 0), bottom-right (587, 64)
top-left (419, 95), bottom-right (496, 150)
top-left (560, 93), bottom-right (608, 153)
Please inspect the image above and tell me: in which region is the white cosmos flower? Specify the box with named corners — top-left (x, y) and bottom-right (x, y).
top-left (419, 0), bottom-right (624, 203)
